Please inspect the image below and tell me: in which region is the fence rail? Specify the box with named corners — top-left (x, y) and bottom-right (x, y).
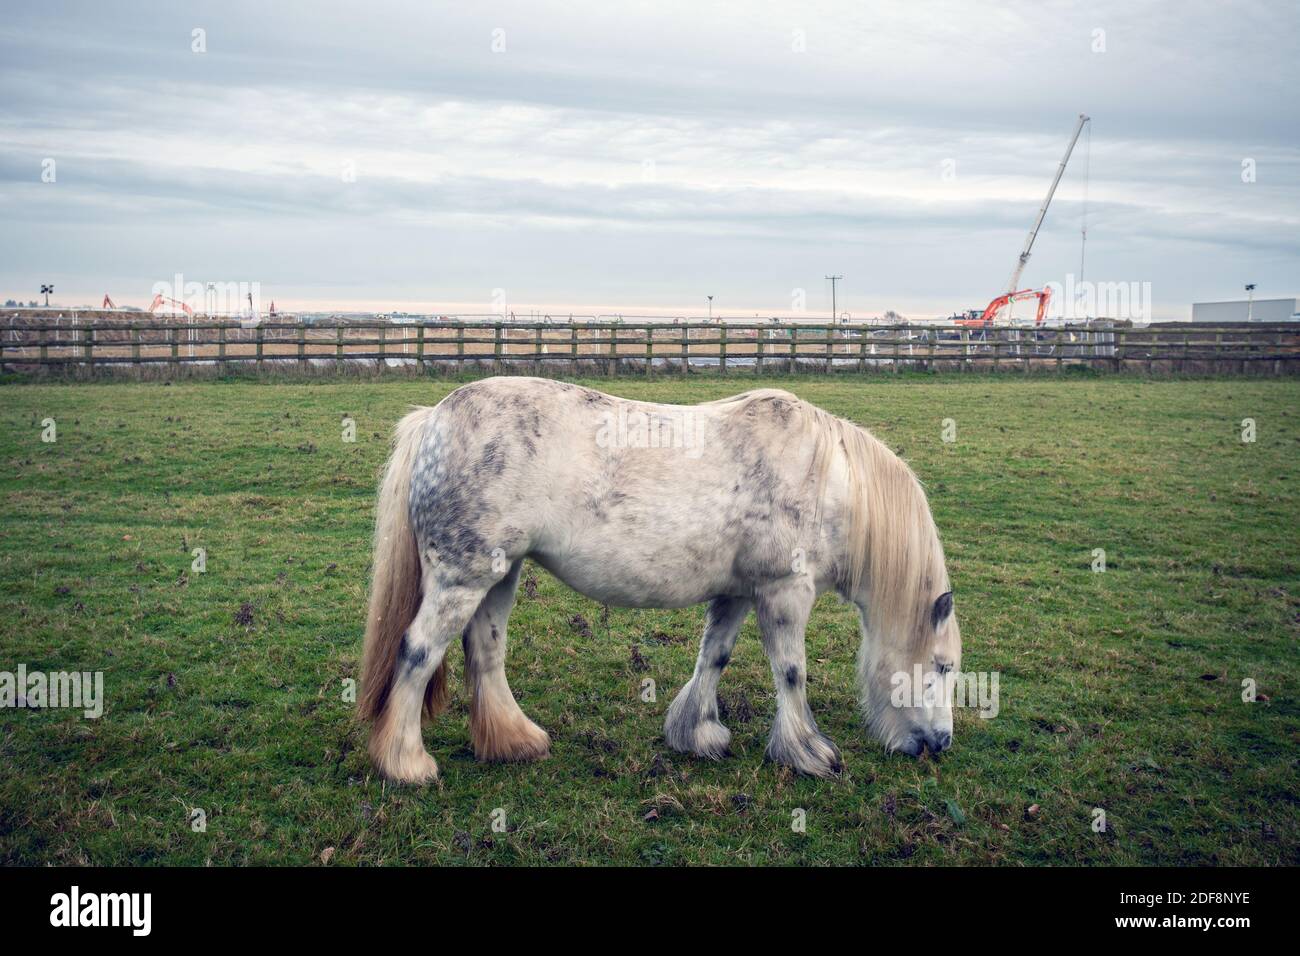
top-left (3, 318), bottom-right (1298, 376)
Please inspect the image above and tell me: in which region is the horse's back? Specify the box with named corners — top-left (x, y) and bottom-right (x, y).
top-left (411, 377), bottom-right (827, 605)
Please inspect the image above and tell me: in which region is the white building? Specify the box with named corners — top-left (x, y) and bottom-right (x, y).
top-left (1191, 297), bottom-right (1298, 323)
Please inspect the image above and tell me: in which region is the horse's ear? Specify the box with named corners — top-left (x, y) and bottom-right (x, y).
top-left (931, 591), bottom-right (953, 627)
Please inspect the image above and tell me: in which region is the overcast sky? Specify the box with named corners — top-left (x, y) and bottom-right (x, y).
top-left (2, 0), bottom-right (1297, 320)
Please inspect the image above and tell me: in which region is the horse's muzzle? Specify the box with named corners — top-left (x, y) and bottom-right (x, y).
top-left (899, 730), bottom-right (952, 757)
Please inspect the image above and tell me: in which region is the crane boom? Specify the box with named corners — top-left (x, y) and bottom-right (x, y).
top-left (1005, 112), bottom-right (1090, 294)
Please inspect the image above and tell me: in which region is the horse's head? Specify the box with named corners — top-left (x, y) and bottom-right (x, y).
top-left (829, 412), bottom-right (965, 757)
top-left (857, 589), bottom-right (962, 757)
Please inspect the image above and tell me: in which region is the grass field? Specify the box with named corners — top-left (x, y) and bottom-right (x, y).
top-left (1, 372), bottom-right (1297, 866)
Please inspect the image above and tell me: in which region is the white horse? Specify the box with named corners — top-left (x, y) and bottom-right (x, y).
top-left (359, 377), bottom-right (961, 782)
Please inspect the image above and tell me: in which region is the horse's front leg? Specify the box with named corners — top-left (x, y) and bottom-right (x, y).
top-left (665, 596), bottom-right (752, 758)
top-left (756, 579), bottom-right (843, 778)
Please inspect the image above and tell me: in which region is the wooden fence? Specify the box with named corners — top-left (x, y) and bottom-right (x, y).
top-left (2, 318), bottom-right (1298, 376)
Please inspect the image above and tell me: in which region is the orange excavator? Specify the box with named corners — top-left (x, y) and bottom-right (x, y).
top-left (956, 113), bottom-right (1090, 329)
top-left (955, 287), bottom-right (1052, 329)
top-left (147, 293), bottom-right (194, 316)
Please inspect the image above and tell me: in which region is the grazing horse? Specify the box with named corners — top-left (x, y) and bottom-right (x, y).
top-left (358, 377), bottom-right (961, 783)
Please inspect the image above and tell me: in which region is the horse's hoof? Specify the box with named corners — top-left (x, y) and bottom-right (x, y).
top-left (664, 696), bottom-right (732, 758)
top-left (684, 719), bottom-right (733, 760)
top-left (767, 731), bottom-right (843, 778)
top-left (473, 712), bottom-right (551, 762)
top-left (382, 749), bottom-right (440, 785)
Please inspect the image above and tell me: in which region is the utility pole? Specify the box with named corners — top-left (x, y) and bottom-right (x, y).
top-left (40, 284), bottom-right (53, 307)
top-left (825, 275), bottom-right (842, 323)
top-left (707, 295), bottom-right (713, 322)
top-left (1245, 283), bottom-right (1255, 322)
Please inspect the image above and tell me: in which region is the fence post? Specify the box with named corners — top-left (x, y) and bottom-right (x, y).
top-left (858, 327), bottom-right (867, 373)
top-left (824, 325), bottom-right (832, 373)
top-left (378, 322), bottom-right (386, 374)
top-left (297, 321), bottom-right (307, 371)
top-left (416, 324), bottom-right (425, 371)
top-left (608, 323), bottom-right (618, 375)
top-left (571, 323), bottom-right (579, 376)
top-left (1056, 330), bottom-right (1063, 374)
top-left (961, 328), bottom-right (970, 371)
top-left (255, 324), bottom-right (264, 370)
top-left (680, 324), bottom-right (689, 375)
top-left (790, 326), bottom-right (798, 373)
top-left (458, 322), bottom-right (466, 374)
top-left (84, 325), bottom-right (94, 367)
top-left (719, 324), bottom-right (728, 374)
top-left (334, 323), bottom-right (343, 372)
top-left (494, 322), bottom-right (503, 374)
top-left (645, 326), bottom-right (653, 376)
top-left (218, 325), bottom-right (227, 374)
top-left (132, 325), bottom-right (142, 365)
top-left (892, 327), bottom-right (899, 373)
top-left (535, 323), bottom-right (544, 376)
top-left (170, 325), bottom-right (178, 369)
top-left (756, 325), bottom-right (766, 374)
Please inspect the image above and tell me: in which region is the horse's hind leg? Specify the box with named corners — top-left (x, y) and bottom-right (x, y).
top-left (369, 576), bottom-right (484, 784)
top-left (756, 580), bottom-right (843, 778)
top-left (665, 596), bottom-right (752, 759)
top-left (464, 559), bottom-right (551, 762)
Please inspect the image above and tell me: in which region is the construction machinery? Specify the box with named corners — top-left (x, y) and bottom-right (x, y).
top-left (147, 293), bottom-right (194, 317)
top-left (239, 290), bottom-right (262, 328)
top-left (957, 113), bottom-right (1090, 328)
top-left (955, 287), bottom-right (1053, 329)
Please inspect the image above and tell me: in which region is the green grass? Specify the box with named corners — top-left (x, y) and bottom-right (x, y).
top-left (1, 372), bottom-right (1297, 865)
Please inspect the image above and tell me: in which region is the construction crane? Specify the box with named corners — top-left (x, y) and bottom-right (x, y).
top-left (957, 113), bottom-right (1090, 328)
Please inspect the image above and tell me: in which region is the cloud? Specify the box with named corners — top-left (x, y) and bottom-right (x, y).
top-left (1, 0), bottom-right (1296, 318)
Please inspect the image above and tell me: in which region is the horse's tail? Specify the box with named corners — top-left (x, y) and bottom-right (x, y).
top-left (357, 406), bottom-right (448, 723)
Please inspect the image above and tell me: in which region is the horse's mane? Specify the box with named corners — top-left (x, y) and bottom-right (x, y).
top-left (809, 407), bottom-right (949, 651)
